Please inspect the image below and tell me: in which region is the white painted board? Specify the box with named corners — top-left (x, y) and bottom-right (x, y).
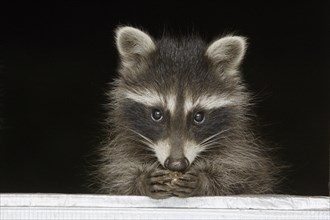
top-left (1, 194), bottom-right (329, 219)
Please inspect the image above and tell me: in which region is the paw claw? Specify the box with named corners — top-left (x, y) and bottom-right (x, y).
top-left (147, 169), bottom-right (200, 198)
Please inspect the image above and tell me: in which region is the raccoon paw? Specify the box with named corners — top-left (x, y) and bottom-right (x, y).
top-left (171, 172), bottom-right (199, 197)
top-left (147, 170), bottom-right (173, 199)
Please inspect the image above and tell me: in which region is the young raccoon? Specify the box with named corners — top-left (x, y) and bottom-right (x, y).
top-left (98, 26), bottom-right (280, 199)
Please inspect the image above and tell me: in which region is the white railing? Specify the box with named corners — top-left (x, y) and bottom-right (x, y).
top-left (1, 194), bottom-right (329, 219)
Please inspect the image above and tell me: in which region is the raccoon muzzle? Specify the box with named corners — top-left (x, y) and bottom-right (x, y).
top-left (164, 157), bottom-right (190, 172)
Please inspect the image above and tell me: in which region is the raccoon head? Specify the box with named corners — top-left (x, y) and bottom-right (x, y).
top-left (112, 26), bottom-right (248, 172)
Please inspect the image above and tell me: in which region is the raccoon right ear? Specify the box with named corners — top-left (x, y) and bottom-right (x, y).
top-left (115, 26), bottom-right (156, 69)
top-left (205, 36), bottom-right (247, 74)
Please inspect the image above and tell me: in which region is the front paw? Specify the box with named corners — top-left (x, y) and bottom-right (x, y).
top-left (171, 172), bottom-right (199, 198)
top-left (147, 170), bottom-right (173, 199)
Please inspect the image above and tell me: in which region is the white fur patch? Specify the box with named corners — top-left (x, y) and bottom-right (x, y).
top-left (125, 89), bottom-right (177, 115)
top-left (152, 139), bottom-right (171, 166)
top-left (183, 140), bottom-right (202, 164)
top-left (184, 94), bottom-right (238, 114)
top-left (152, 139), bottom-right (202, 166)
top-left (166, 94), bottom-right (177, 115)
top-left (125, 89), bottom-right (165, 107)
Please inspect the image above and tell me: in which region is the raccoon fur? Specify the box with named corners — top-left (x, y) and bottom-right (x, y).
top-left (97, 26), bottom-right (280, 199)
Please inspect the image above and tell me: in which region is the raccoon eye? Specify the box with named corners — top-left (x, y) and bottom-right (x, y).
top-left (193, 112), bottom-right (205, 124)
top-left (151, 109), bottom-right (163, 121)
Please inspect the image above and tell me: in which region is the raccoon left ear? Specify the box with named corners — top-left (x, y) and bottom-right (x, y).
top-left (115, 26), bottom-right (156, 69)
top-left (205, 36), bottom-right (247, 72)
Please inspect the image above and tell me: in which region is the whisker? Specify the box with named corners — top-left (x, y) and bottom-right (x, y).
top-left (116, 125), bottom-right (154, 145)
top-left (127, 128), bottom-right (154, 145)
top-left (199, 129), bottom-right (230, 146)
top-left (113, 125), bottom-right (156, 153)
top-left (198, 129), bottom-right (234, 153)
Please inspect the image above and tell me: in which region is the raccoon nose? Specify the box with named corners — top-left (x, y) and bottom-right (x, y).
top-left (164, 157), bottom-right (190, 172)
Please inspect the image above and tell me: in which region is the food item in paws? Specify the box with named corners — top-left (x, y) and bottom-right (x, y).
top-left (166, 171), bottom-right (183, 187)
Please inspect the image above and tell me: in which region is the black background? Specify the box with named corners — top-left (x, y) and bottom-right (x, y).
top-left (0, 1), bottom-right (329, 195)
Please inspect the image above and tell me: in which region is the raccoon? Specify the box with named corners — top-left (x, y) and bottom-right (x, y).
top-left (97, 26), bottom-right (280, 199)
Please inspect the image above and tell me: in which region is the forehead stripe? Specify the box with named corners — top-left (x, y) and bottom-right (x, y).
top-left (165, 94), bottom-right (176, 115)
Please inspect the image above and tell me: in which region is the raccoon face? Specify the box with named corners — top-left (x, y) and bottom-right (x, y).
top-left (114, 27), bottom-right (247, 172)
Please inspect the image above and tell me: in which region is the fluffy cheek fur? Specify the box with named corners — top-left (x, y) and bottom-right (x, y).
top-left (187, 148), bottom-right (277, 196)
top-left (98, 158), bottom-right (160, 195)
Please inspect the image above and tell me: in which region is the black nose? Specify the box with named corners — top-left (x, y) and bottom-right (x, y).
top-left (164, 157), bottom-right (190, 172)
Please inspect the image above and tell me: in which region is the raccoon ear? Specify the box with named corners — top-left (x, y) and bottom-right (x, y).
top-left (206, 36), bottom-right (247, 72)
top-left (115, 26), bottom-right (156, 68)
